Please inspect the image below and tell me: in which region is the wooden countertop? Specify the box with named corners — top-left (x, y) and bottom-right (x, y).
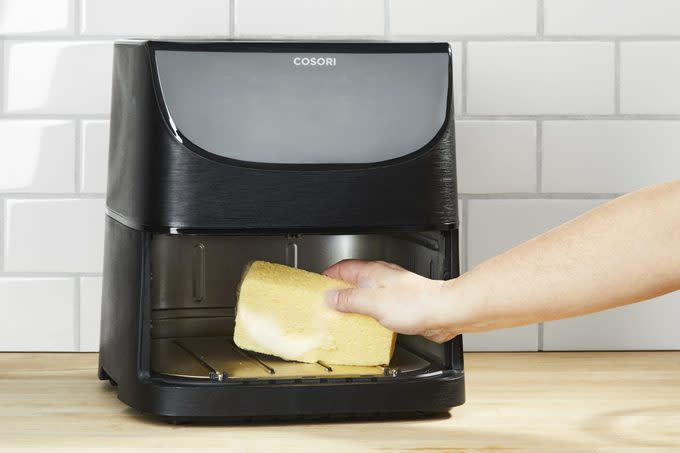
top-left (1, 352), bottom-right (679, 452)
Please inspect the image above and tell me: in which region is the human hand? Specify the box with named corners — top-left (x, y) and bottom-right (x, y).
top-left (323, 259), bottom-right (459, 343)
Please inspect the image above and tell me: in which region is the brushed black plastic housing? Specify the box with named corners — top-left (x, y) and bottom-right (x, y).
top-left (106, 40), bottom-right (458, 231)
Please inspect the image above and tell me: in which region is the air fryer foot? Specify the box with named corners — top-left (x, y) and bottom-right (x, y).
top-left (98, 366), bottom-right (117, 386)
top-left (97, 366), bottom-right (109, 381)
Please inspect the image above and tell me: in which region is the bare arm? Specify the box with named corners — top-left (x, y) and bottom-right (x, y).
top-left (324, 180), bottom-right (680, 342)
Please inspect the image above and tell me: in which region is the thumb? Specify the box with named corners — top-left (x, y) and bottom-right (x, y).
top-left (324, 287), bottom-right (387, 319)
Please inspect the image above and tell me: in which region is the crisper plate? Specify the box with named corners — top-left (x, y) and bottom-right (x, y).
top-left (151, 336), bottom-right (438, 381)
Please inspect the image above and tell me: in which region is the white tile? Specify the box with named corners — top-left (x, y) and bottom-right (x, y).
top-left (467, 199), bottom-right (606, 266)
top-left (80, 276), bottom-right (102, 352)
top-left (4, 41), bottom-right (113, 114)
top-left (81, 0), bottom-right (229, 36)
top-left (621, 42), bottom-right (680, 115)
top-left (0, 278), bottom-right (76, 351)
top-left (542, 121), bottom-right (680, 193)
top-left (0, 0), bottom-right (74, 35)
top-left (80, 120), bottom-right (109, 193)
top-left (0, 120), bottom-right (75, 193)
top-left (235, 0), bottom-right (384, 37)
top-left (4, 199), bottom-right (105, 272)
top-left (390, 0), bottom-right (536, 36)
top-left (467, 42), bottom-right (615, 115)
top-left (545, 0), bottom-right (680, 36)
top-left (463, 326), bottom-right (539, 352)
top-left (465, 199), bottom-right (606, 351)
top-left (544, 290), bottom-right (680, 350)
top-left (456, 121), bottom-right (536, 194)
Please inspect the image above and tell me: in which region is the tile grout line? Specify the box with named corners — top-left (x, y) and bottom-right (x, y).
top-left (458, 193), bottom-right (620, 199)
top-left (60, 0), bottom-right (83, 359)
top-left (1, 38), bottom-right (6, 113)
top-left (0, 192), bottom-right (617, 200)
top-left (0, 194), bottom-right (104, 199)
top-left (383, 0), bottom-right (391, 38)
top-left (4, 34), bottom-right (680, 42)
top-left (391, 35), bottom-right (680, 42)
top-left (462, 198), bottom-right (469, 273)
top-left (0, 38), bottom-right (3, 273)
top-left (615, 41), bottom-right (621, 114)
top-left (0, 199), bottom-right (5, 272)
top-left (75, 120), bottom-right (82, 193)
top-left (0, 193), bottom-right (622, 201)
top-left (74, 0), bottom-right (82, 35)
top-left (73, 277), bottom-right (81, 351)
top-left (457, 114), bottom-right (680, 120)
top-left (0, 272), bottom-right (103, 278)
top-left (5, 113), bottom-right (680, 121)
top-left (536, 120), bottom-right (543, 193)
top-left (527, 0), bottom-right (545, 348)
top-left (229, 0), bottom-right (236, 38)
top-left (1, 114), bottom-right (110, 120)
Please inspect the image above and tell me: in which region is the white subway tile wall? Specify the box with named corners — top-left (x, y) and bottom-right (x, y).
top-left (79, 276), bottom-right (102, 352)
top-left (4, 41), bottom-right (113, 114)
top-left (0, 0), bottom-right (74, 35)
top-left (80, 0), bottom-right (230, 36)
top-left (542, 121), bottom-right (680, 193)
top-left (4, 199), bottom-right (105, 272)
top-left (620, 42), bottom-right (680, 114)
top-left (467, 42), bottom-right (615, 115)
top-left (0, 120), bottom-right (76, 193)
top-left (544, 0), bottom-right (680, 36)
top-left (0, 1), bottom-right (678, 352)
top-left (390, 0), bottom-right (537, 36)
top-left (465, 199), bottom-right (605, 351)
top-left (544, 290), bottom-right (680, 351)
top-left (235, 0), bottom-right (384, 37)
top-left (0, 278), bottom-right (76, 351)
top-left (456, 121), bottom-right (536, 194)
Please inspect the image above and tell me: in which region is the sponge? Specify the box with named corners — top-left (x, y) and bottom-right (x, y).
top-left (233, 261), bottom-right (395, 366)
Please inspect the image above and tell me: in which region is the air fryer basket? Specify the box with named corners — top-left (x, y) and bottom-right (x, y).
top-left (150, 232), bottom-right (449, 382)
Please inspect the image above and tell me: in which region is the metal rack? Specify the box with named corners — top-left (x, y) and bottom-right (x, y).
top-left (151, 336), bottom-right (438, 381)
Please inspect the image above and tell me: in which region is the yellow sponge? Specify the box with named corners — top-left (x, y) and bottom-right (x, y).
top-left (233, 261), bottom-right (395, 366)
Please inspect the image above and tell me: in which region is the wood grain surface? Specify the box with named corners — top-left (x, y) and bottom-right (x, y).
top-left (1, 352), bottom-right (679, 452)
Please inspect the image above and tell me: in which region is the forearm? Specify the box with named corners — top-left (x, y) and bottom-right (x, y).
top-left (445, 180), bottom-right (680, 333)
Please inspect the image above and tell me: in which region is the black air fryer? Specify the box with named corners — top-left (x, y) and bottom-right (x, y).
top-left (99, 40), bottom-right (464, 421)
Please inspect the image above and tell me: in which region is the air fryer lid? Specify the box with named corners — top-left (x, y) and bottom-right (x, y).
top-left (154, 47), bottom-right (449, 165)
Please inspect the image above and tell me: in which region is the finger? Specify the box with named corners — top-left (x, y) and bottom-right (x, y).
top-left (324, 287), bottom-right (389, 319)
top-left (323, 259), bottom-right (406, 287)
top-left (423, 329), bottom-right (459, 344)
top-left (322, 259), bottom-right (375, 286)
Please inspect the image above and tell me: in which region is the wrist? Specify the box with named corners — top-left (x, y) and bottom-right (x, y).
top-left (437, 272), bottom-right (485, 333)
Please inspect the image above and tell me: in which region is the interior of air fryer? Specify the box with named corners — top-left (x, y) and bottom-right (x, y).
top-left (150, 232), bottom-right (450, 382)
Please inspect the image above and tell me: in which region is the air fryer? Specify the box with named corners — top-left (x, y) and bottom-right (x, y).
top-left (99, 40), bottom-right (464, 421)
